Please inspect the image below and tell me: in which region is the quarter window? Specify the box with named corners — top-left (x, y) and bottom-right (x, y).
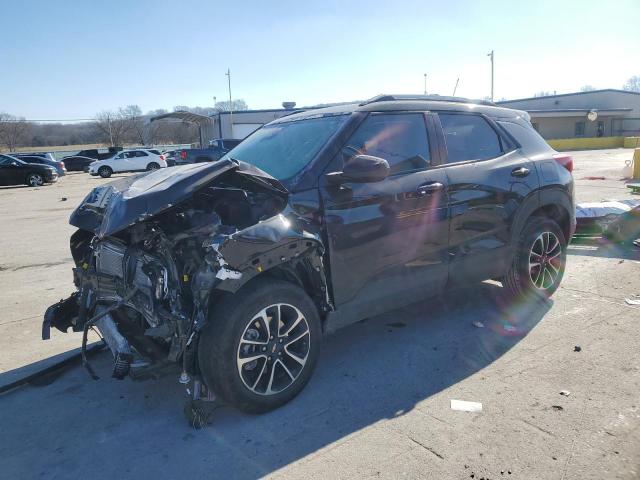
top-left (342, 113), bottom-right (430, 175)
top-left (135, 151), bottom-right (148, 157)
top-left (439, 113), bottom-right (502, 163)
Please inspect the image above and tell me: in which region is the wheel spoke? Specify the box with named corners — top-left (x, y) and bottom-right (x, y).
top-left (547, 236), bottom-right (559, 255)
top-left (238, 354), bottom-right (266, 366)
top-left (240, 338), bottom-right (268, 346)
top-left (284, 346), bottom-right (306, 367)
top-left (285, 328), bottom-right (309, 347)
top-left (265, 360), bottom-right (277, 395)
top-left (282, 310), bottom-right (305, 337)
top-left (277, 359), bottom-right (295, 381)
top-left (251, 358), bottom-right (269, 390)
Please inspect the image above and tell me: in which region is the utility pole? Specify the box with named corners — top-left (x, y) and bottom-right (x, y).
top-left (423, 73), bottom-right (427, 95)
top-left (487, 50), bottom-right (494, 101)
top-left (453, 77), bottom-right (460, 96)
top-left (225, 69), bottom-right (233, 136)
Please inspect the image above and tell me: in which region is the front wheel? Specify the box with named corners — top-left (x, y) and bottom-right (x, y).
top-left (198, 279), bottom-right (322, 414)
top-left (26, 173), bottom-right (44, 187)
top-left (502, 218), bottom-right (567, 300)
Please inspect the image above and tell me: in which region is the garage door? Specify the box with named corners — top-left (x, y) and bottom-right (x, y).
top-left (232, 123), bottom-right (263, 139)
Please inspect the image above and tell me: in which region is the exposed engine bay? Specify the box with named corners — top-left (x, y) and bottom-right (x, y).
top-left (43, 160), bottom-right (329, 389)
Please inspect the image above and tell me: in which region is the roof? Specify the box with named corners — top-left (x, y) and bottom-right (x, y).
top-left (149, 111), bottom-right (213, 124)
top-left (270, 96), bottom-right (526, 124)
top-left (497, 89), bottom-right (640, 104)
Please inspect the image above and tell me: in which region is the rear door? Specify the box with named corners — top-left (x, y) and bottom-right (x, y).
top-left (434, 112), bottom-right (539, 284)
top-left (320, 112), bottom-right (450, 323)
top-left (133, 150), bottom-right (150, 169)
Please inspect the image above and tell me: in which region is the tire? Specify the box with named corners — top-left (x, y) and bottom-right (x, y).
top-left (198, 278), bottom-right (322, 414)
top-left (26, 173), bottom-right (44, 187)
top-left (502, 217), bottom-right (567, 300)
top-left (146, 162), bottom-right (160, 171)
top-left (98, 166), bottom-right (112, 178)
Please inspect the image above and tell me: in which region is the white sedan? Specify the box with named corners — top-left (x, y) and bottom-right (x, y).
top-left (88, 149), bottom-right (167, 178)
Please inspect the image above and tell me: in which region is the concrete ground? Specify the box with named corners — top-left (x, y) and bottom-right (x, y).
top-left (0, 149), bottom-right (639, 479)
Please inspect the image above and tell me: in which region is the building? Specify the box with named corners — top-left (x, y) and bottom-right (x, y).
top-left (147, 102), bottom-right (304, 147)
top-left (497, 89), bottom-right (640, 140)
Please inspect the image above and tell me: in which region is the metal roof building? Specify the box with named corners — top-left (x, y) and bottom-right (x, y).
top-left (497, 89), bottom-right (640, 140)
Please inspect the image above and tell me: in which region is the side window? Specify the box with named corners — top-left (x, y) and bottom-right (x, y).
top-left (115, 153), bottom-right (125, 160)
top-left (125, 151), bottom-right (137, 158)
top-left (342, 113), bottom-right (430, 175)
top-left (135, 151), bottom-right (148, 157)
top-left (439, 113), bottom-right (502, 163)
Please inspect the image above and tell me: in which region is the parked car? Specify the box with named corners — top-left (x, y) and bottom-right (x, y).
top-left (43, 95), bottom-right (575, 422)
top-left (13, 154), bottom-right (67, 176)
top-left (87, 149), bottom-right (167, 178)
top-left (162, 149), bottom-right (178, 167)
top-left (61, 155), bottom-right (96, 172)
top-left (175, 138), bottom-right (241, 165)
top-left (0, 154), bottom-right (58, 186)
top-left (72, 148), bottom-right (122, 160)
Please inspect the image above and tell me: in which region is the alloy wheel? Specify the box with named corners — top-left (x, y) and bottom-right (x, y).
top-left (529, 231), bottom-right (562, 290)
top-left (28, 174), bottom-right (43, 187)
top-left (236, 303), bottom-right (311, 396)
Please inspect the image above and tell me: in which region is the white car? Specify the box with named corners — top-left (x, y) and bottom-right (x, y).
top-left (88, 149), bottom-right (167, 178)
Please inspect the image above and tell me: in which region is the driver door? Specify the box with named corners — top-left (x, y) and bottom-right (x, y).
top-left (0, 156), bottom-right (23, 185)
top-left (320, 112), bottom-right (450, 324)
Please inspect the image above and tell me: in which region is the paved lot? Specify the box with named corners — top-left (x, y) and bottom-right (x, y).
top-left (0, 150), bottom-right (639, 479)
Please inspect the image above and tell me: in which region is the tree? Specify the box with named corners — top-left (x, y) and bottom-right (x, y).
top-left (214, 99), bottom-right (248, 112)
top-left (623, 75), bottom-right (640, 93)
top-left (580, 85), bottom-right (596, 92)
top-left (533, 91), bottom-right (553, 98)
top-left (120, 105), bottom-right (145, 144)
top-left (94, 110), bottom-right (130, 147)
top-left (0, 113), bottom-right (32, 151)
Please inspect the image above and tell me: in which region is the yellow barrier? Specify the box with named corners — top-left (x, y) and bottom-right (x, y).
top-left (547, 137), bottom-right (625, 151)
top-left (634, 149), bottom-right (640, 180)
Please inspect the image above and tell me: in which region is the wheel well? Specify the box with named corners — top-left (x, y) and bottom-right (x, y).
top-left (530, 204), bottom-right (571, 241)
top-left (261, 263), bottom-right (327, 317)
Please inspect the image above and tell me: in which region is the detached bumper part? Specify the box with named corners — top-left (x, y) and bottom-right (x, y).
top-left (94, 306), bottom-right (133, 379)
top-left (42, 293), bottom-right (80, 340)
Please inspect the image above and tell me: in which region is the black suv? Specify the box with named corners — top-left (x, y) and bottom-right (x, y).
top-left (43, 95), bottom-right (574, 421)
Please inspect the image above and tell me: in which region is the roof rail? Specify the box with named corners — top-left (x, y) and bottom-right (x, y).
top-left (360, 94), bottom-right (497, 107)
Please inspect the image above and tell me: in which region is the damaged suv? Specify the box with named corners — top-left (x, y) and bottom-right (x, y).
top-left (44, 95), bottom-right (575, 417)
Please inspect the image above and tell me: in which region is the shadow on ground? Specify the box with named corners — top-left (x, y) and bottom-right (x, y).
top-left (0, 283), bottom-right (550, 479)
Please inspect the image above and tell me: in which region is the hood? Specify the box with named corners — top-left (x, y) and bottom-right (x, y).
top-left (69, 159), bottom-right (287, 238)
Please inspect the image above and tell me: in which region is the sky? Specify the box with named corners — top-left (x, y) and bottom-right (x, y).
top-left (1, 0), bottom-right (639, 120)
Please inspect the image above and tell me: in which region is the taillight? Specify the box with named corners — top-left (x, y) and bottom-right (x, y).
top-left (553, 153), bottom-right (573, 173)
top-left (159, 155), bottom-right (165, 161)
top-left (180, 150), bottom-right (187, 160)
top-left (59, 162), bottom-right (65, 168)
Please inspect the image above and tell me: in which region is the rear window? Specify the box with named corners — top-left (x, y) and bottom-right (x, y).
top-left (497, 120), bottom-right (552, 155)
top-left (439, 113), bottom-right (502, 163)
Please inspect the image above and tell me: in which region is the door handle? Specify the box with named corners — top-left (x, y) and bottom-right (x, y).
top-left (511, 166), bottom-right (530, 178)
top-left (416, 182), bottom-right (444, 196)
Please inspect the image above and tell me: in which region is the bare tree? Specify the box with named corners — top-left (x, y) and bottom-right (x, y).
top-left (533, 91), bottom-right (553, 98)
top-left (120, 105), bottom-right (145, 144)
top-left (214, 99), bottom-right (248, 112)
top-left (0, 113), bottom-right (32, 151)
top-left (623, 75), bottom-right (640, 93)
top-left (580, 85), bottom-right (596, 92)
top-left (94, 110), bottom-right (130, 147)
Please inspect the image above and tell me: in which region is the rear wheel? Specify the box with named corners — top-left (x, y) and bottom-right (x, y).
top-left (98, 166), bottom-right (112, 178)
top-left (26, 173), bottom-right (44, 187)
top-left (198, 279), bottom-right (321, 413)
top-left (146, 162), bottom-right (160, 171)
top-left (502, 218), bottom-right (567, 300)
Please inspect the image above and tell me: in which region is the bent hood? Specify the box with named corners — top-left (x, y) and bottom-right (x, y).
top-left (69, 159), bottom-right (287, 238)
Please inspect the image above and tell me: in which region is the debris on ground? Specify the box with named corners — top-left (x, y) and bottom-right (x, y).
top-left (625, 297), bottom-right (640, 306)
top-left (451, 399), bottom-right (483, 412)
top-left (472, 321), bottom-right (485, 328)
top-left (560, 390), bottom-right (571, 396)
top-left (581, 176), bottom-right (606, 180)
top-left (574, 345), bottom-right (582, 352)
top-left (60, 197), bottom-right (67, 201)
top-left (552, 405), bottom-right (564, 411)
top-left (574, 199), bottom-right (640, 239)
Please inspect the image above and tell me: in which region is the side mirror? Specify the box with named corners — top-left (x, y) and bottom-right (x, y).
top-left (326, 154), bottom-right (390, 184)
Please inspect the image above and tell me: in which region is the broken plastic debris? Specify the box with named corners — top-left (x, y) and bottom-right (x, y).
top-left (559, 390), bottom-right (571, 396)
top-left (574, 345), bottom-right (582, 352)
top-left (450, 399), bottom-right (483, 412)
top-left (625, 297), bottom-right (640, 306)
top-left (472, 321), bottom-right (485, 328)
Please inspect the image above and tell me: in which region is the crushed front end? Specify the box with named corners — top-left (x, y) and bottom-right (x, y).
top-left (43, 160), bottom-right (329, 389)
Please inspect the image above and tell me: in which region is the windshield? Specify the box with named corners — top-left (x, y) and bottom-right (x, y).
top-left (222, 114), bottom-right (349, 180)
